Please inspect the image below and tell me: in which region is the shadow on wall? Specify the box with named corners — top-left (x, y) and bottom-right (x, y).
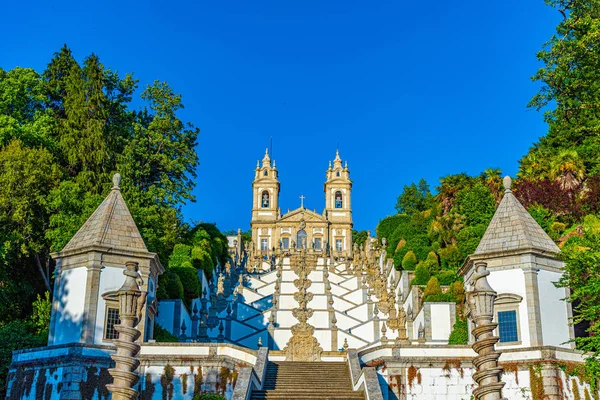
top-left (49, 268), bottom-right (83, 345)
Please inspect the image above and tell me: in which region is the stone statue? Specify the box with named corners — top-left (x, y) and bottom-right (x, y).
top-left (217, 273), bottom-right (225, 295)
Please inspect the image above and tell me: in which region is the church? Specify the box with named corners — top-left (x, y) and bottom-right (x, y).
top-left (5, 149), bottom-right (599, 400)
top-left (250, 149), bottom-right (353, 256)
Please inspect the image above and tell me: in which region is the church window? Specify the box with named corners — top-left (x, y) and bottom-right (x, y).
top-left (315, 238), bottom-right (322, 249)
top-left (261, 191), bottom-right (270, 208)
top-left (336, 171), bottom-right (340, 177)
top-left (264, 170), bottom-right (268, 176)
top-left (261, 239), bottom-right (268, 251)
top-left (497, 310), bottom-right (519, 343)
top-left (335, 191), bottom-right (343, 208)
top-left (282, 238), bottom-right (290, 249)
top-left (336, 239), bottom-right (343, 251)
top-left (104, 307), bottom-right (120, 340)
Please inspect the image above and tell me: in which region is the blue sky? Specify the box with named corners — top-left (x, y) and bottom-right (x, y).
top-left (1, 1), bottom-right (559, 233)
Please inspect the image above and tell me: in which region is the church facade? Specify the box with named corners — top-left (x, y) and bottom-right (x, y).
top-left (250, 149), bottom-right (353, 256)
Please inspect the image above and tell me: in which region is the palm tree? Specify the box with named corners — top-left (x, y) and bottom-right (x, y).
top-left (549, 150), bottom-right (585, 190)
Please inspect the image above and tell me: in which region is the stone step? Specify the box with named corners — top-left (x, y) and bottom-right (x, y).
top-left (253, 361), bottom-right (364, 400)
top-left (251, 392), bottom-right (364, 399)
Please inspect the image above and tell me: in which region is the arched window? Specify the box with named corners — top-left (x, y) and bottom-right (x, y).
top-left (264, 170), bottom-right (268, 176)
top-left (335, 191), bottom-right (343, 208)
top-left (336, 171), bottom-right (341, 177)
top-left (261, 191), bottom-right (270, 208)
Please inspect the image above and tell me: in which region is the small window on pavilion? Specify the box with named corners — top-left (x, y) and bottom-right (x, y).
top-left (104, 307), bottom-right (120, 340)
top-left (262, 191), bottom-right (270, 208)
top-left (335, 191), bottom-right (343, 208)
top-left (498, 310), bottom-right (519, 343)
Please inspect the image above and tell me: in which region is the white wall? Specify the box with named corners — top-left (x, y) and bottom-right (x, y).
top-left (430, 303), bottom-right (452, 342)
top-left (538, 269), bottom-right (572, 348)
top-left (53, 267), bottom-right (87, 345)
top-left (487, 268), bottom-right (531, 348)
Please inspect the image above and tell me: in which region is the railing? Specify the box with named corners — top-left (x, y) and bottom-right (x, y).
top-left (232, 346), bottom-right (268, 400)
top-left (347, 348), bottom-right (384, 400)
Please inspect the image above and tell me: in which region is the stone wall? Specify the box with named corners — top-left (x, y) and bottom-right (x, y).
top-left (6, 343), bottom-right (114, 400)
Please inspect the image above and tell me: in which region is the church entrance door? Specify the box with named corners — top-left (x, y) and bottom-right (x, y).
top-left (297, 230), bottom-right (307, 249)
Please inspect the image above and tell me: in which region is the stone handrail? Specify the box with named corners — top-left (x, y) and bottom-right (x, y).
top-left (347, 349), bottom-right (384, 400)
top-left (232, 346), bottom-right (268, 400)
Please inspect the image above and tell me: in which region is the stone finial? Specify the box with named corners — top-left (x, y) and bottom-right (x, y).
top-left (112, 173), bottom-right (122, 190)
top-left (343, 338), bottom-right (349, 351)
top-left (503, 176), bottom-right (512, 192)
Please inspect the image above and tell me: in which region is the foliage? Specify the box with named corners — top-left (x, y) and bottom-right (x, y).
top-left (172, 267), bottom-right (202, 307)
top-left (193, 395), bottom-right (226, 400)
top-left (157, 269), bottom-right (185, 302)
top-left (524, 0), bottom-right (600, 177)
top-left (453, 183), bottom-right (496, 226)
top-left (352, 230), bottom-right (369, 246)
top-left (0, 45), bottom-right (201, 333)
top-left (30, 292), bottom-right (51, 337)
top-left (412, 264), bottom-right (431, 286)
top-left (436, 271), bottom-right (461, 286)
top-left (559, 216), bottom-right (600, 384)
top-left (448, 318), bottom-right (468, 345)
top-left (395, 179), bottom-right (433, 215)
top-left (401, 251), bottom-right (417, 271)
top-left (423, 276), bottom-right (441, 299)
top-left (376, 215), bottom-right (408, 244)
top-left (153, 323), bottom-right (179, 343)
top-left (424, 292), bottom-right (455, 303)
top-left (0, 320), bottom-right (47, 396)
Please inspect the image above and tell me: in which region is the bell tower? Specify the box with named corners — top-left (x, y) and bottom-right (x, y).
top-left (251, 149), bottom-right (280, 250)
top-left (324, 150), bottom-right (353, 254)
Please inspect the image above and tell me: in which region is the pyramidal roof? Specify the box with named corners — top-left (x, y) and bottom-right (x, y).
top-left (62, 173), bottom-right (148, 253)
top-left (474, 176), bottom-right (560, 256)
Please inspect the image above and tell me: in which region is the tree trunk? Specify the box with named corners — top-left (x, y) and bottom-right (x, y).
top-left (35, 253), bottom-right (52, 293)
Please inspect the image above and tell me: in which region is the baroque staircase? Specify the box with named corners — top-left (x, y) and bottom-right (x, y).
top-left (250, 361), bottom-right (364, 400)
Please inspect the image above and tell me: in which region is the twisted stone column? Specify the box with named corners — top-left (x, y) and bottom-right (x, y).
top-left (467, 262), bottom-right (505, 400)
top-left (103, 261), bottom-right (147, 400)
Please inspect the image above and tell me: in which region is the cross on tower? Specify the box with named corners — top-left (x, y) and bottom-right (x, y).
top-left (299, 195), bottom-right (306, 208)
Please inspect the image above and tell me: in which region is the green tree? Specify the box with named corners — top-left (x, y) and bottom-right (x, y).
top-left (395, 179), bottom-right (433, 215)
top-left (453, 183), bottom-right (496, 226)
top-left (0, 67), bottom-right (55, 149)
top-left (352, 230), bottom-right (369, 246)
top-left (525, 0), bottom-right (600, 176)
top-left (559, 216), bottom-right (600, 383)
top-left (0, 140), bottom-right (60, 296)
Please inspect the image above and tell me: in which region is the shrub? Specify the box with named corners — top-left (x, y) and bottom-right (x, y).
top-left (193, 394), bottom-right (226, 400)
top-left (449, 281), bottom-right (466, 305)
top-left (423, 276), bottom-right (441, 299)
top-left (436, 271), bottom-right (461, 286)
top-left (157, 269), bottom-right (185, 302)
top-left (401, 251), bottom-right (418, 270)
top-left (448, 318), bottom-right (468, 345)
top-left (153, 323), bottom-right (179, 342)
top-left (172, 267), bottom-right (202, 307)
top-left (411, 264), bottom-right (431, 286)
top-left (424, 292), bottom-right (455, 302)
